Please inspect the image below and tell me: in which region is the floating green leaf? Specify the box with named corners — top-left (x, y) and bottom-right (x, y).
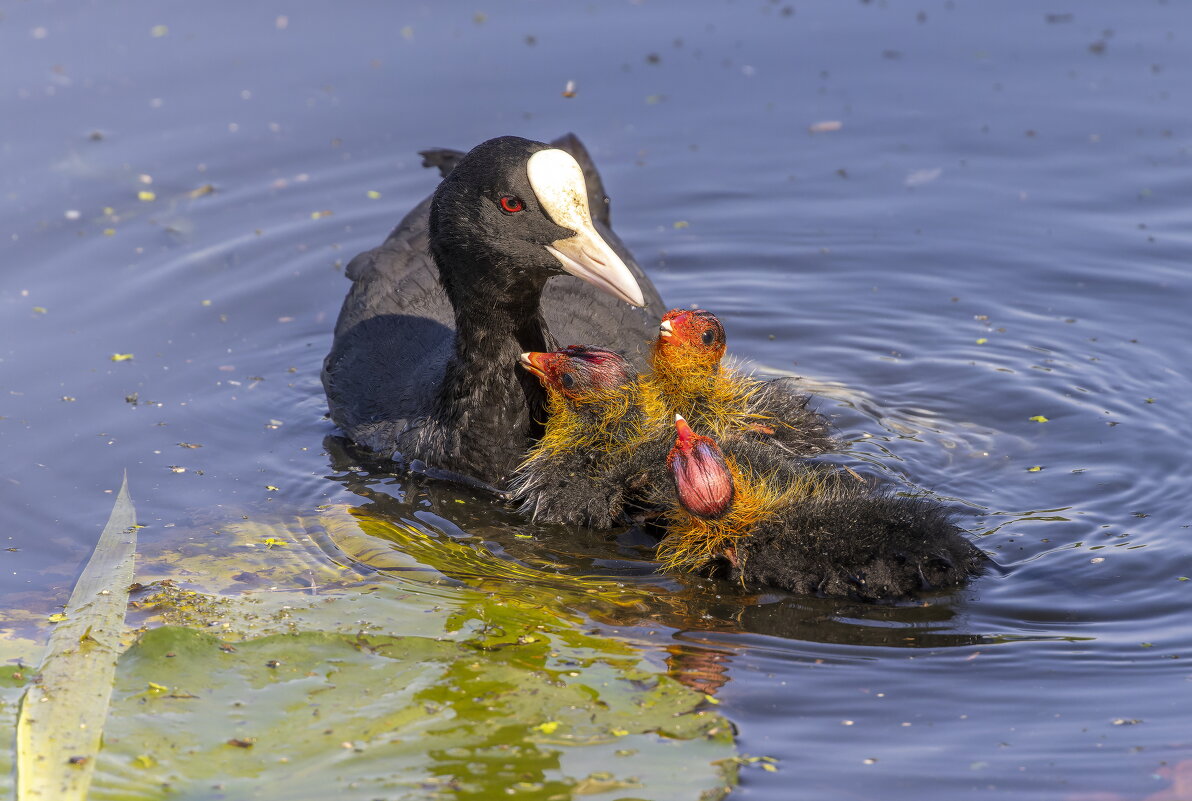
top-left (16, 474), bottom-right (137, 801)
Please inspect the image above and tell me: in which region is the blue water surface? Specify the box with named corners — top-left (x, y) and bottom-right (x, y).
top-left (2, 2), bottom-right (1190, 798)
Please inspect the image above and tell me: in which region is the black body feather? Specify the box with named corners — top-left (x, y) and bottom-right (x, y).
top-left (729, 480), bottom-right (986, 601)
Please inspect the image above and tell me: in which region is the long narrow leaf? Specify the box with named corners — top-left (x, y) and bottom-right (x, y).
top-left (16, 473), bottom-right (137, 800)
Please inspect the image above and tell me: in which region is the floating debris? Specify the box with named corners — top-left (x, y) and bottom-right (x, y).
top-left (808, 120), bottom-right (842, 133)
top-left (905, 167), bottom-right (943, 187)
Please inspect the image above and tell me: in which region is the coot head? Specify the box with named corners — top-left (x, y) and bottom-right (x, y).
top-left (518, 345), bottom-right (634, 401)
top-left (430, 136), bottom-right (644, 311)
top-left (667, 414), bottom-right (735, 519)
top-left (656, 308), bottom-right (727, 365)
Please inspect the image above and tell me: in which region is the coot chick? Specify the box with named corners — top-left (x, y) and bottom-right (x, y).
top-left (643, 308), bottom-right (835, 458)
top-left (322, 135), bottom-right (664, 488)
top-left (511, 346), bottom-right (666, 527)
top-left (511, 334), bottom-right (823, 529)
top-left (663, 416), bottom-right (985, 601)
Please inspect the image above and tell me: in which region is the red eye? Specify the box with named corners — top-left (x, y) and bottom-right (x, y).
top-left (499, 195), bottom-right (525, 214)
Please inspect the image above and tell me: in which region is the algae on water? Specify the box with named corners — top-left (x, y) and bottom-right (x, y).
top-left (10, 498), bottom-right (738, 801)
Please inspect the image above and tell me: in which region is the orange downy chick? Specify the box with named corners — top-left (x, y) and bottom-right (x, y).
top-left (658, 415), bottom-right (827, 573)
top-left (660, 416), bottom-right (986, 600)
top-left (643, 308), bottom-right (834, 457)
top-left (511, 346), bottom-right (654, 527)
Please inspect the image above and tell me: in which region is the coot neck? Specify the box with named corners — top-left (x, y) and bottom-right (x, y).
top-left (433, 251), bottom-right (556, 483)
top-left (448, 278), bottom-right (555, 371)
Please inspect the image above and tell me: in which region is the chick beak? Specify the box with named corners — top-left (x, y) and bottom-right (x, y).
top-left (518, 352), bottom-right (549, 381)
top-left (674, 413), bottom-right (695, 443)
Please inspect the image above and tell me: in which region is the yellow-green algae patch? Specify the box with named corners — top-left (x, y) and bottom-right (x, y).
top-left (79, 505), bottom-right (738, 800)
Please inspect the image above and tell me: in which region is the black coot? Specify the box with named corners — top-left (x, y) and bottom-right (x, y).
top-left (322, 135), bottom-right (664, 487)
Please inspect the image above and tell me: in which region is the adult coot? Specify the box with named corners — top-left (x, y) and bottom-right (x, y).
top-left (322, 135), bottom-right (664, 487)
